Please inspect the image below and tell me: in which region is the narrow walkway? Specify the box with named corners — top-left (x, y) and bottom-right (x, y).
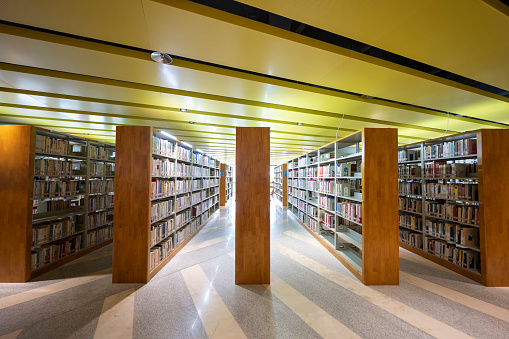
top-left (1, 198), bottom-right (509, 339)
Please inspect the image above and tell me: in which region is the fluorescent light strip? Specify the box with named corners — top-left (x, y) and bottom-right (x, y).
top-left (161, 131), bottom-right (177, 140)
top-left (182, 142), bottom-right (193, 148)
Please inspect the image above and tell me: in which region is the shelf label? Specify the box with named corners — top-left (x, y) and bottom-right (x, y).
top-left (284, 171), bottom-right (287, 177)
top-left (220, 171), bottom-right (225, 177)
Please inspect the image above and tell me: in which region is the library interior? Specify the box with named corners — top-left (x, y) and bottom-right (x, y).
top-left (1, 1), bottom-right (509, 338)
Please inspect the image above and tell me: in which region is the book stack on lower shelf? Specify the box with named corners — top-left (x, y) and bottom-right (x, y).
top-left (398, 129), bottom-right (509, 286)
top-left (113, 126), bottom-right (221, 283)
top-left (0, 126), bottom-right (115, 282)
top-left (287, 128), bottom-right (399, 285)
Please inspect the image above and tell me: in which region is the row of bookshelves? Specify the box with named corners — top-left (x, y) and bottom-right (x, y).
top-left (397, 130), bottom-right (509, 285)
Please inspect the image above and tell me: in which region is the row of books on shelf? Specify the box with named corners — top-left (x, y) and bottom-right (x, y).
top-left (399, 214), bottom-right (422, 230)
top-left (86, 195), bottom-right (114, 211)
top-left (90, 145), bottom-right (114, 161)
top-left (152, 158), bottom-right (175, 177)
top-left (320, 212), bottom-right (335, 229)
top-left (31, 236), bottom-right (82, 270)
top-left (89, 163), bottom-right (115, 176)
top-left (319, 196), bottom-right (335, 211)
top-left (35, 158), bottom-right (74, 176)
top-left (35, 135), bottom-right (73, 156)
top-left (176, 210), bottom-right (192, 228)
top-left (308, 218), bottom-right (318, 232)
top-left (33, 180), bottom-right (82, 199)
top-left (399, 231), bottom-right (479, 271)
top-left (399, 197), bottom-right (422, 213)
top-left (151, 219), bottom-right (174, 247)
top-left (81, 211), bottom-right (110, 229)
top-left (398, 149), bottom-right (420, 163)
top-left (176, 146), bottom-right (191, 162)
top-left (176, 195), bottom-right (191, 211)
top-left (151, 200), bottom-right (173, 223)
top-left (151, 179), bottom-right (175, 199)
top-left (424, 138), bottom-right (477, 160)
top-left (33, 198), bottom-right (73, 214)
top-left (89, 179), bottom-right (115, 194)
top-left (307, 205), bottom-right (319, 219)
top-left (424, 220), bottom-right (478, 247)
top-left (150, 237), bottom-right (173, 271)
top-left (423, 161), bottom-right (477, 178)
top-left (32, 216), bottom-right (78, 247)
top-left (152, 135), bottom-right (174, 157)
top-left (176, 180), bottom-right (192, 194)
top-left (425, 202), bottom-right (479, 225)
top-left (337, 202), bottom-right (362, 223)
top-left (87, 226), bottom-right (113, 247)
top-left (426, 183), bottom-right (478, 201)
top-left (290, 163), bottom-right (359, 178)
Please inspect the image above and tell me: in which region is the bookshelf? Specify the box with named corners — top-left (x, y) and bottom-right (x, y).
top-left (287, 128), bottom-right (399, 285)
top-left (112, 126), bottom-right (220, 283)
top-left (226, 164), bottom-right (233, 202)
top-left (0, 125), bottom-right (115, 282)
top-left (398, 129), bottom-right (509, 286)
top-left (274, 164), bottom-right (287, 206)
top-left (220, 163), bottom-right (233, 206)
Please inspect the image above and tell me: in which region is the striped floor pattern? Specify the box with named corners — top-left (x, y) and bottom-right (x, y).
top-left (1, 198), bottom-right (509, 339)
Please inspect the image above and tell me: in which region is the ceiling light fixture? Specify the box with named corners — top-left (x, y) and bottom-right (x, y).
top-left (151, 52), bottom-right (173, 64)
top-left (180, 108), bottom-right (187, 112)
top-left (196, 149), bottom-right (203, 153)
top-left (182, 142), bottom-right (192, 148)
top-left (189, 121), bottom-right (195, 124)
top-left (161, 131), bottom-right (177, 140)
top-left (297, 122), bottom-right (303, 126)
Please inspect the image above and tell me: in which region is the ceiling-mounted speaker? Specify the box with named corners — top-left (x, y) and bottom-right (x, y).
top-left (151, 52), bottom-right (173, 64)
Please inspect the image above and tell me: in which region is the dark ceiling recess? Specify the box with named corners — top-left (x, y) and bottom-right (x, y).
top-left (190, 0), bottom-right (509, 98)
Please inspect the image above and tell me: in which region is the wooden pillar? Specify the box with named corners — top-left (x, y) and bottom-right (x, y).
top-left (0, 126), bottom-right (35, 282)
top-left (112, 126), bottom-right (152, 283)
top-left (282, 163), bottom-right (288, 207)
top-left (361, 128), bottom-right (399, 285)
top-left (235, 127), bottom-right (270, 284)
top-left (478, 129), bottom-right (509, 286)
top-left (220, 163), bottom-right (226, 206)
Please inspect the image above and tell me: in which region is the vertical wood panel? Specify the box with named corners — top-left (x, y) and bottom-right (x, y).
top-left (477, 129), bottom-right (509, 286)
top-left (282, 163), bottom-right (288, 207)
top-left (235, 127), bottom-right (270, 284)
top-left (0, 126), bottom-right (35, 282)
top-left (112, 126), bottom-right (152, 283)
top-left (362, 128), bottom-right (399, 285)
top-left (220, 163), bottom-right (226, 206)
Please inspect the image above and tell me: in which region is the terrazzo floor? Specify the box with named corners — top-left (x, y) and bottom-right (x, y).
top-left (1, 197), bottom-right (509, 339)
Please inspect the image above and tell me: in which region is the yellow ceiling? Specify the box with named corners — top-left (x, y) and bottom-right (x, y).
top-left (0, 0), bottom-right (507, 165)
top-left (242, 0), bottom-right (509, 91)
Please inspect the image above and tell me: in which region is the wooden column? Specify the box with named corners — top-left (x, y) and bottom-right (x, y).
top-left (362, 128), bottom-right (399, 285)
top-left (220, 163), bottom-right (226, 206)
top-left (235, 127), bottom-right (270, 284)
top-left (478, 129), bottom-right (509, 286)
top-left (112, 126), bottom-right (152, 283)
top-left (282, 163), bottom-right (288, 207)
top-left (0, 126), bottom-right (35, 282)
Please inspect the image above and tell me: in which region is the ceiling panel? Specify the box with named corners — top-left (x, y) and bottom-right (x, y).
top-left (242, 0), bottom-right (509, 91)
top-left (144, 0), bottom-right (509, 118)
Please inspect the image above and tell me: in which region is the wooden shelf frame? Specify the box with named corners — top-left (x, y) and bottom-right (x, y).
top-left (0, 125), bottom-right (115, 282)
top-left (398, 129), bottom-right (509, 286)
top-left (112, 126), bottom-right (221, 283)
top-left (286, 128), bottom-right (399, 285)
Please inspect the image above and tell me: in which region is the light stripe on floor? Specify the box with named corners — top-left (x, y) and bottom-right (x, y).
top-left (0, 274), bottom-right (109, 310)
top-left (283, 231), bottom-right (319, 246)
top-left (400, 272), bottom-right (509, 322)
top-left (227, 251), bottom-right (359, 338)
top-left (93, 288), bottom-right (136, 339)
top-left (177, 236), bottom-right (227, 255)
top-left (285, 229), bottom-right (509, 323)
top-left (200, 224), bottom-right (231, 234)
top-left (273, 244), bottom-right (473, 339)
top-left (0, 330), bottom-right (22, 339)
top-left (269, 273), bottom-right (360, 339)
top-left (181, 264), bottom-right (246, 339)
